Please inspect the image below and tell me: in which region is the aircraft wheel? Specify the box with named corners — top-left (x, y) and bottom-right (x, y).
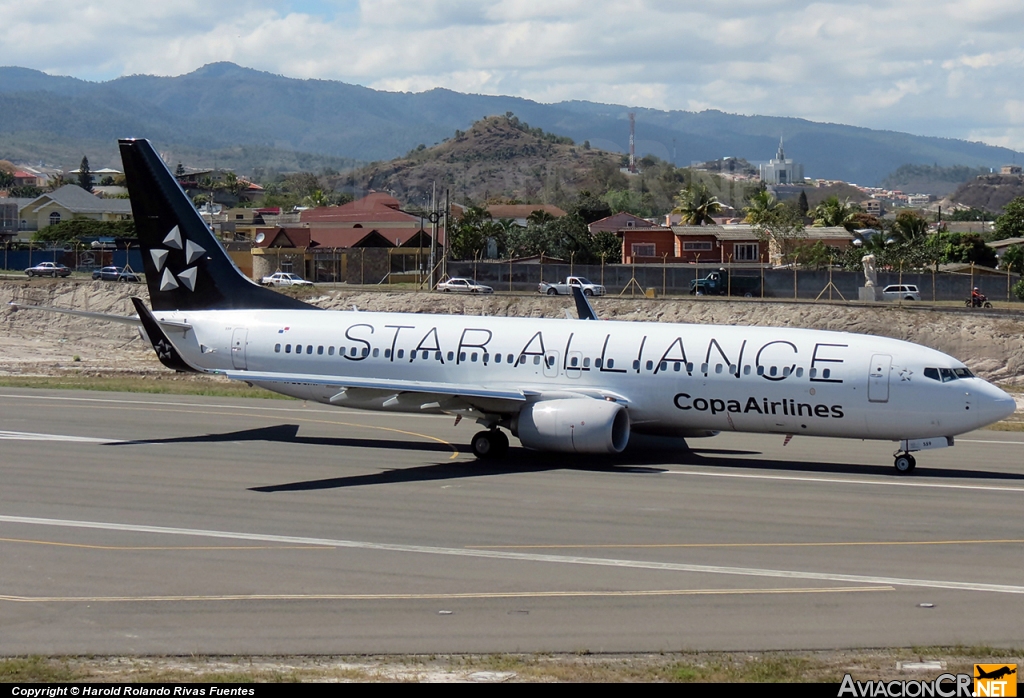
top-left (894, 454), bottom-right (916, 474)
top-left (471, 430), bottom-right (508, 459)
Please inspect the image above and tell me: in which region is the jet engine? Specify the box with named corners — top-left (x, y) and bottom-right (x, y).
top-left (513, 398), bottom-right (630, 453)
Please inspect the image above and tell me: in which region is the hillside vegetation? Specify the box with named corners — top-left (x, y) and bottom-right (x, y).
top-left (2, 62), bottom-right (1020, 184)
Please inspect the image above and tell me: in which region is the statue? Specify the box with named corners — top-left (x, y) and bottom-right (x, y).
top-left (862, 254), bottom-right (877, 288)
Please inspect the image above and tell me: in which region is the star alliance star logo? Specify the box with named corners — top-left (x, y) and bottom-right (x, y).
top-left (155, 339), bottom-right (173, 361)
top-left (151, 225), bottom-right (205, 292)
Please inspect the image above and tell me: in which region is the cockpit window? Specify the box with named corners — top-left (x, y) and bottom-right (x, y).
top-left (925, 367), bottom-right (972, 382)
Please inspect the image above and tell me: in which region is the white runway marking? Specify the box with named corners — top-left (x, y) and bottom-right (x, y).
top-left (664, 469), bottom-right (1024, 493)
top-left (0, 431), bottom-right (121, 444)
top-left (0, 392), bottom-right (446, 419)
top-left (2, 514), bottom-right (1023, 596)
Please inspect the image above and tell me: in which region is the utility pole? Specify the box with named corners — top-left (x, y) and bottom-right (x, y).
top-left (629, 112), bottom-right (637, 173)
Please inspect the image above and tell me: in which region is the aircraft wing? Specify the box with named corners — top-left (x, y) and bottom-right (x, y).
top-left (216, 369), bottom-right (631, 417)
top-left (217, 368), bottom-right (530, 403)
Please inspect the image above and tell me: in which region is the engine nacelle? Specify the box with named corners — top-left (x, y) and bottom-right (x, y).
top-left (513, 398), bottom-right (630, 454)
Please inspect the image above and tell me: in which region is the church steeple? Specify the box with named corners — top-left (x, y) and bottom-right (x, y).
top-left (776, 137), bottom-right (785, 161)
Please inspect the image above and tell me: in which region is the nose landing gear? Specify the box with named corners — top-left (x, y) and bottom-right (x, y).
top-left (893, 453), bottom-right (916, 474)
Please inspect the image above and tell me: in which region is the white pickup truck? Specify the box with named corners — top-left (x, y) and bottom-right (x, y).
top-left (260, 272), bottom-right (313, 287)
top-left (538, 276), bottom-right (606, 296)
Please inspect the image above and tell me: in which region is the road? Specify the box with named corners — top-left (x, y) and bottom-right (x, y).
top-left (1, 388), bottom-right (1022, 655)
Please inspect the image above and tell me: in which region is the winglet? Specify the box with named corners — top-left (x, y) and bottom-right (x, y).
top-left (571, 285), bottom-right (599, 320)
top-left (130, 297), bottom-right (199, 373)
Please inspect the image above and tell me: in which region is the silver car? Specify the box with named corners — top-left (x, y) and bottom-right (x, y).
top-left (437, 277), bottom-right (493, 293)
top-left (882, 284), bottom-right (921, 301)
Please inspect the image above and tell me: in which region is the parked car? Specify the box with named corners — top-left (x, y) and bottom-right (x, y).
top-left (261, 272), bottom-right (314, 287)
top-left (92, 266), bottom-right (141, 283)
top-left (881, 284), bottom-right (920, 301)
top-left (25, 262), bottom-right (71, 278)
top-left (437, 277), bottom-right (494, 293)
top-left (537, 276), bottom-right (606, 296)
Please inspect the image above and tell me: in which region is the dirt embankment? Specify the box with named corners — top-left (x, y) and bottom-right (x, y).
top-left (3, 280), bottom-right (1024, 384)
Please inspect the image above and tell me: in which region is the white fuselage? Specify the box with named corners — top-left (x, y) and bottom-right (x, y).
top-left (156, 307), bottom-right (1015, 443)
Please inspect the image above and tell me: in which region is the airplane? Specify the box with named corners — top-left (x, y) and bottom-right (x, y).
top-left (12, 139), bottom-right (1018, 473)
top-left (975, 666), bottom-right (1016, 681)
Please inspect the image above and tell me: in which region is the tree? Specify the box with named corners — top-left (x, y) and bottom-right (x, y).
top-left (77, 156), bottom-right (93, 193)
top-left (1000, 244), bottom-right (1024, 274)
top-left (797, 189), bottom-right (809, 217)
top-left (994, 196), bottom-right (1024, 239)
top-left (672, 183), bottom-right (722, 225)
top-left (812, 196), bottom-right (858, 229)
top-left (890, 211), bottom-right (929, 244)
top-left (745, 191), bottom-right (804, 264)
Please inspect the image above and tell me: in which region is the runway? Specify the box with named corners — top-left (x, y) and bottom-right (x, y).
top-left (1, 387), bottom-right (1022, 655)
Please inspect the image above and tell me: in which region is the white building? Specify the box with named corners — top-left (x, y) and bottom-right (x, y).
top-left (759, 139), bottom-right (804, 185)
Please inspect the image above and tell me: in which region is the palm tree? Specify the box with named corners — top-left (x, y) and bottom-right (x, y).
top-left (812, 196), bottom-right (858, 230)
top-left (672, 183), bottom-right (722, 226)
top-left (743, 190), bottom-right (780, 224)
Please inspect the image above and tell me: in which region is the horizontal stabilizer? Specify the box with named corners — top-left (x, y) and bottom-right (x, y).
top-left (8, 301), bottom-right (141, 326)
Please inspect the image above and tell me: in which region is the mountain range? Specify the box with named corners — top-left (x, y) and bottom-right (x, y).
top-left (1, 62), bottom-right (1020, 186)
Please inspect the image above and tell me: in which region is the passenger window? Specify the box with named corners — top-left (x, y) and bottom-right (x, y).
top-left (362, 347), bottom-right (369, 357)
top-left (482, 353), bottom-right (489, 363)
top-left (533, 355), bottom-right (541, 365)
top-left (743, 365), bottom-right (751, 375)
top-left (660, 361), bottom-right (667, 372)
top-left (461, 352), bottom-right (467, 362)
top-left (809, 368), bottom-right (817, 378)
top-left (471, 352), bottom-right (478, 362)
top-left (595, 358), bottom-right (602, 368)
top-left (583, 358), bottom-right (591, 368)
top-left (570, 356), bottom-right (579, 367)
top-left (435, 351), bottom-right (442, 361)
top-left (317, 346), bottom-right (324, 355)
top-left (715, 364), bottom-right (723, 374)
top-left (373, 348), bottom-right (380, 357)
top-left (757, 365), bottom-right (764, 376)
top-left (397, 349), bottom-right (405, 359)
top-left (384, 349), bottom-right (391, 358)
top-left (607, 359), bottom-right (614, 368)
top-left (822, 368), bottom-right (831, 379)
top-left (686, 363), bottom-right (694, 373)
top-left (674, 362), bottom-right (681, 372)
top-left (633, 360), bottom-right (640, 370)
top-left (307, 345), bottom-right (313, 354)
top-left (796, 367), bottom-right (804, 377)
top-left (448, 352), bottom-right (455, 361)
top-left (769, 366), bottom-right (777, 376)
top-left (285, 344), bottom-right (291, 353)
top-left (328, 346), bottom-right (335, 356)
top-left (729, 364), bottom-right (736, 374)
top-left (700, 363), bottom-right (708, 373)
top-left (275, 344), bottom-right (281, 353)
top-left (782, 366), bottom-right (790, 377)
top-left (646, 360), bottom-right (654, 370)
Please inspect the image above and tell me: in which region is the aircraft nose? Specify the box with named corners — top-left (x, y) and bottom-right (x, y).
top-left (974, 382), bottom-right (1018, 426)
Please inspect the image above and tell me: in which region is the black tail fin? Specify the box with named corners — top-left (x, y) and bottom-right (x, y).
top-left (118, 138), bottom-right (316, 312)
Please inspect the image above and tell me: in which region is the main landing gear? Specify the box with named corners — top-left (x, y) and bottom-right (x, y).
top-left (893, 452), bottom-right (916, 474)
top-left (471, 429), bottom-right (509, 459)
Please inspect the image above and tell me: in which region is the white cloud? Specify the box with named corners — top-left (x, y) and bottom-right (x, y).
top-left (0, 0), bottom-right (1022, 150)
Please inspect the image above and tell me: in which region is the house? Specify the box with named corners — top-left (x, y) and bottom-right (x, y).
top-left (17, 184), bottom-right (133, 233)
top-left (588, 212), bottom-right (657, 235)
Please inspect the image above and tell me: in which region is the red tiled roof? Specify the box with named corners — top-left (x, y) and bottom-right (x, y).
top-left (300, 193), bottom-right (418, 224)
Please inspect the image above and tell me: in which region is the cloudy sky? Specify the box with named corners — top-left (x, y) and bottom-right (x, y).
top-left (3, 0), bottom-right (1023, 151)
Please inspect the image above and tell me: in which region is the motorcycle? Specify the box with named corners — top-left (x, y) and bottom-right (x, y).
top-left (966, 294), bottom-right (993, 308)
